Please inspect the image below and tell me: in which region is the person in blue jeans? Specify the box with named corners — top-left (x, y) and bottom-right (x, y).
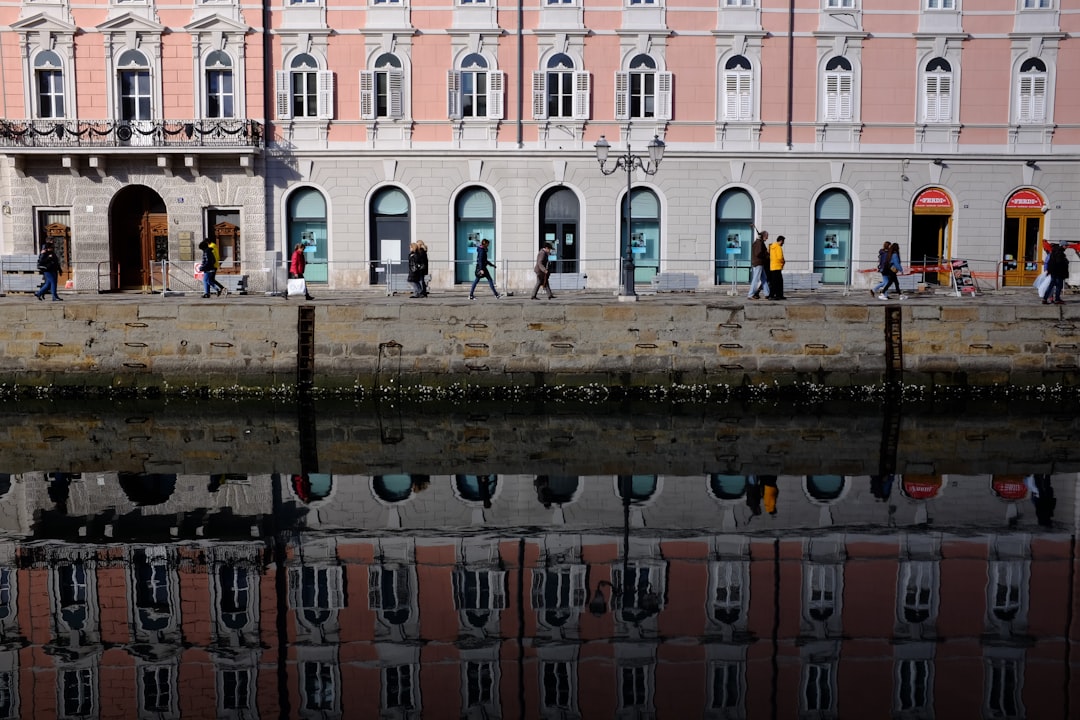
top-left (34, 242), bottom-right (62, 301)
top-left (469, 238), bottom-right (500, 299)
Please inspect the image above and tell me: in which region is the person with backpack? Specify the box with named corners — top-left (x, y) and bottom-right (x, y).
top-left (198, 239), bottom-right (227, 298)
top-left (1043, 242), bottom-right (1069, 305)
top-left (871, 241), bottom-right (891, 297)
top-left (878, 243), bottom-right (907, 301)
top-left (34, 241), bottom-right (62, 301)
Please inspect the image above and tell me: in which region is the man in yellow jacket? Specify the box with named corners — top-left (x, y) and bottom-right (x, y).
top-left (767, 235), bottom-right (786, 300)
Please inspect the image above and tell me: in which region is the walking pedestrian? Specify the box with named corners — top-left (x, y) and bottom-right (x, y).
top-left (469, 238), bottom-right (500, 299)
top-left (871, 241), bottom-right (891, 297)
top-left (766, 235), bottom-right (786, 300)
top-left (34, 241), bottom-right (62, 301)
top-left (1043, 242), bottom-right (1069, 305)
top-left (878, 242), bottom-right (907, 300)
top-left (289, 242), bottom-right (315, 300)
top-left (531, 242), bottom-right (556, 300)
top-left (407, 242), bottom-right (426, 298)
top-left (415, 240), bottom-right (430, 296)
top-left (747, 230), bottom-right (770, 300)
top-left (198, 239), bottom-right (226, 298)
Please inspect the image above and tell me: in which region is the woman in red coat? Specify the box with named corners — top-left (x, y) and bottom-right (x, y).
top-left (289, 243), bottom-right (314, 300)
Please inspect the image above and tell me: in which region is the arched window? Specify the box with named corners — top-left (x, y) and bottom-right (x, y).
top-left (205, 50), bottom-right (234, 119)
top-left (822, 56), bottom-right (853, 121)
top-left (287, 188), bottom-right (327, 284)
top-left (1017, 58), bottom-right (1047, 123)
top-left (813, 189), bottom-right (853, 284)
top-left (722, 55), bottom-right (753, 121)
top-left (922, 57), bottom-right (952, 123)
top-left (616, 54), bottom-right (671, 121)
top-left (118, 50), bottom-right (152, 122)
top-left (34, 50), bottom-right (65, 119)
top-left (539, 187), bottom-right (580, 274)
top-left (449, 53), bottom-right (504, 120)
top-left (455, 187), bottom-right (496, 283)
top-left (715, 188), bottom-right (754, 285)
top-left (276, 53), bottom-right (333, 120)
top-left (360, 53), bottom-right (403, 120)
top-left (372, 475), bottom-right (415, 503)
top-left (533, 53), bottom-right (590, 120)
top-left (709, 475), bottom-right (749, 501)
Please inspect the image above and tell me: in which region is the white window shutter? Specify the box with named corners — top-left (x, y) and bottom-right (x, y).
top-left (388, 69), bottom-right (403, 118)
top-left (738, 74), bottom-right (752, 120)
top-left (937, 75), bottom-right (951, 122)
top-left (923, 75), bottom-right (937, 122)
top-left (532, 71), bottom-right (547, 119)
top-left (316, 70), bottom-right (334, 120)
top-left (359, 70), bottom-right (375, 120)
top-left (487, 70), bottom-right (505, 119)
top-left (448, 70), bottom-right (462, 119)
top-left (275, 70), bottom-right (292, 120)
top-left (572, 71), bottom-right (590, 120)
top-left (1031, 76), bottom-right (1046, 122)
top-left (838, 74), bottom-right (852, 121)
top-left (615, 71), bottom-right (629, 120)
top-left (656, 71), bottom-right (673, 120)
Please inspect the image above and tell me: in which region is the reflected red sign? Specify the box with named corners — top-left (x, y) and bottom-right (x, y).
top-left (914, 188), bottom-right (952, 210)
top-left (1007, 189), bottom-right (1044, 209)
top-left (902, 477), bottom-right (942, 500)
top-left (992, 478), bottom-right (1028, 501)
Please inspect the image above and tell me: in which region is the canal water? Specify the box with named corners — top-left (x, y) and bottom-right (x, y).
top-left (1, 397), bottom-right (1077, 718)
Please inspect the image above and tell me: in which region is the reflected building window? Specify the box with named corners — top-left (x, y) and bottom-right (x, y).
top-left (616, 475), bottom-right (659, 503)
top-left (369, 564), bottom-right (413, 627)
top-left (373, 475), bottom-right (415, 503)
top-left (611, 561), bottom-right (665, 626)
top-left (138, 663), bottom-right (177, 717)
top-left (709, 475), bottom-right (748, 501)
top-left (453, 567), bottom-right (507, 628)
top-left (806, 564), bottom-right (838, 623)
top-left (541, 660), bottom-right (576, 715)
top-left (985, 654), bottom-right (1024, 719)
top-left (217, 666), bottom-right (254, 715)
top-left (531, 565), bottom-right (586, 629)
top-left (898, 561), bottom-right (939, 628)
top-left (804, 475), bottom-right (846, 502)
top-left (301, 661), bottom-right (339, 714)
top-left (59, 666), bottom-right (95, 719)
top-left (218, 564), bottom-right (251, 630)
top-left (708, 661), bottom-right (745, 714)
top-left (463, 660), bottom-right (495, 713)
top-left (0, 669), bottom-right (13, 719)
top-left (454, 475), bottom-right (498, 507)
top-left (56, 561), bottom-right (89, 632)
top-left (534, 476), bottom-right (580, 507)
top-left (289, 565), bottom-right (345, 629)
top-left (710, 560), bottom-right (747, 627)
top-left (618, 662), bottom-right (654, 715)
top-left (132, 547), bottom-right (175, 633)
top-left (988, 561), bottom-right (1026, 624)
top-left (383, 664), bottom-right (416, 712)
top-left (802, 662), bottom-right (835, 715)
top-left (896, 657), bottom-right (933, 714)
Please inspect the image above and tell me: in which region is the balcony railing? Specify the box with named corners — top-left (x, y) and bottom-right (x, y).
top-left (0, 119), bottom-right (263, 149)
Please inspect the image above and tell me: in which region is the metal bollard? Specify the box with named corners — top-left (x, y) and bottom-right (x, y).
top-left (620, 251), bottom-right (637, 298)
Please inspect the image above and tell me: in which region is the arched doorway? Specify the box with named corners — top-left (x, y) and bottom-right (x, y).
top-left (539, 187), bottom-right (579, 274)
top-left (369, 186), bottom-right (410, 286)
top-left (109, 185), bottom-right (167, 291)
top-left (1002, 188), bottom-right (1046, 287)
top-left (813, 190), bottom-right (852, 285)
top-left (455, 187), bottom-right (495, 284)
top-left (910, 188), bottom-right (953, 285)
top-left (620, 188), bottom-right (660, 284)
top-left (714, 189), bottom-right (754, 286)
top-left (288, 187), bottom-right (328, 284)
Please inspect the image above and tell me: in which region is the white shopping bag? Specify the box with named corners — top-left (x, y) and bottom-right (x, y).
top-left (1034, 272), bottom-right (1051, 297)
top-left (287, 278), bottom-right (307, 297)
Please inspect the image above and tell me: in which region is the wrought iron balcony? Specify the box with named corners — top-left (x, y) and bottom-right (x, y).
top-left (0, 118), bottom-right (263, 150)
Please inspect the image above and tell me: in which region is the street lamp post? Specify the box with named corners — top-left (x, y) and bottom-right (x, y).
top-left (594, 134), bottom-right (665, 300)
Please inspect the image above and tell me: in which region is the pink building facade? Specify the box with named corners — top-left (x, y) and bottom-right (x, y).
top-left (0, 0), bottom-right (1077, 293)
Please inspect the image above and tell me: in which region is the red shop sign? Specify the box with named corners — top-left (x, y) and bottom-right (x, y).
top-left (914, 188), bottom-right (952, 210)
top-left (1006, 189), bottom-right (1044, 209)
top-left (902, 477), bottom-right (942, 500)
top-left (992, 478), bottom-right (1028, 501)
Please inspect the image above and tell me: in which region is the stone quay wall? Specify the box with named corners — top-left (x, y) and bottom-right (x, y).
top-left (0, 298), bottom-right (1077, 390)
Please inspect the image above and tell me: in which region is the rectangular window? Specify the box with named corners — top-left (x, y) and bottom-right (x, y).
top-left (724, 72), bottom-right (752, 120)
top-left (1018, 75), bottom-right (1047, 122)
top-left (1022, 0), bottom-right (1051, 7)
top-left (119, 70), bottom-right (152, 121)
top-left (292, 71), bottom-right (318, 118)
top-left (61, 669), bottom-right (94, 718)
top-left (221, 669), bottom-right (251, 711)
top-left (725, 0), bottom-right (755, 5)
top-left (547, 71), bottom-right (573, 118)
top-left (826, 0), bottom-right (854, 7)
top-left (462, 71), bottom-right (488, 117)
top-left (824, 73), bottom-right (853, 121)
top-left (630, 72), bottom-right (655, 118)
top-left (37, 70), bottom-right (65, 118)
top-left (206, 70), bottom-right (234, 118)
top-left (924, 75), bottom-right (952, 122)
top-left (926, 0), bottom-right (954, 8)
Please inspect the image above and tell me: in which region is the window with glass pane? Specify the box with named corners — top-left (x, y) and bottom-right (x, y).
top-left (629, 55), bottom-right (656, 118)
top-left (462, 54), bottom-right (488, 117)
top-left (292, 71), bottom-right (318, 117)
top-left (36, 51), bottom-right (65, 119)
top-left (546, 54), bottom-right (574, 118)
top-left (206, 51), bottom-right (234, 118)
top-left (120, 70), bottom-right (152, 121)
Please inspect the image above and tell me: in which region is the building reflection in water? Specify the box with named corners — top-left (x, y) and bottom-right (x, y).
top-left (0, 471), bottom-right (1073, 718)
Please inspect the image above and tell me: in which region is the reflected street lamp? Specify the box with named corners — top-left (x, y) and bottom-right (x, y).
top-left (594, 134), bottom-right (665, 300)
